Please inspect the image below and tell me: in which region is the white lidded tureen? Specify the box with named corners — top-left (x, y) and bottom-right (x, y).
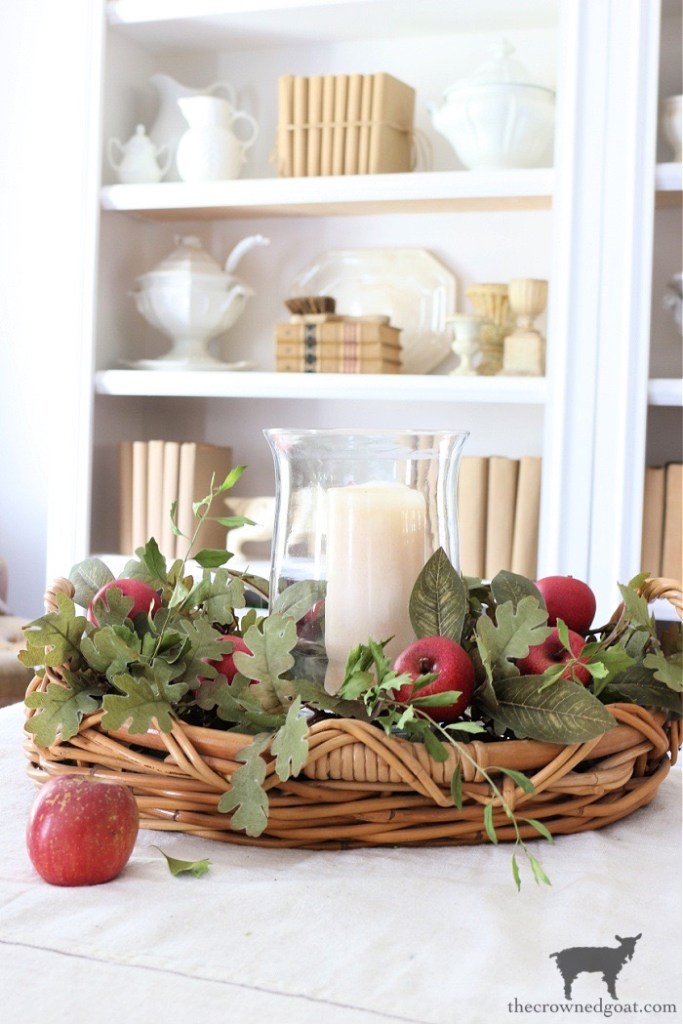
top-left (131, 234), bottom-right (269, 369)
top-left (429, 38), bottom-right (555, 170)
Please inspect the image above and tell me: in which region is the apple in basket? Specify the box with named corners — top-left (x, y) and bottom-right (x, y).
top-left (516, 627), bottom-right (591, 685)
top-left (26, 777), bottom-right (139, 886)
top-left (535, 575), bottom-right (597, 634)
top-left (206, 635), bottom-right (251, 684)
top-left (391, 636), bottom-right (476, 723)
top-left (87, 578), bottom-right (162, 628)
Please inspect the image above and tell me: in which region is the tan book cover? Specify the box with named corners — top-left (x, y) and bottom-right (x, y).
top-left (277, 339), bottom-right (401, 359)
top-left (145, 439), bottom-right (165, 546)
top-left (332, 73), bottom-right (348, 175)
top-left (292, 75), bottom-right (308, 177)
top-left (118, 441), bottom-right (133, 556)
top-left (511, 455), bottom-right (542, 579)
top-left (275, 321), bottom-right (401, 344)
top-left (357, 73), bottom-right (374, 174)
top-left (320, 74), bottom-right (336, 175)
top-left (307, 74), bottom-right (324, 176)
top-left (457, 456), bottom-right (488, 578)
top-left (640, 465), bottom-right (666, 576)
top-left (160, 441), bottom-right (181, 560)
top-left (277, 74), bottom-right (294, 177)
top-left (368, 72), bottom-right (415, 174)
top-left (343, 72), bottom-right (363, 175)
top-left (277, 356), bottom-right (400, 374)
top-left (484, 456), bottom-right (519, 580)
top-left (131, 441), bottom-right (148, 552)
top-left (175, 443), bottom-right (233, 559)
top-left (661, 462), bottom-right (682, 580)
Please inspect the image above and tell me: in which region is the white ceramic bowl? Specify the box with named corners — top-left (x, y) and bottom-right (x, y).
top-left (660, 95), bottom-right (682, 162)
top-left (132, 279), bottom-right (252, 351)
top-left (432, 82), bottom-right (555, 170)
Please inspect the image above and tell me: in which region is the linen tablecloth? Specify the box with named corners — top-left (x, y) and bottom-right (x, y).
top-left (0, 701), bottom-right (680, 1024)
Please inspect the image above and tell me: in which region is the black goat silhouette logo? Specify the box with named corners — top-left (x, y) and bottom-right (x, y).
top-left (550, 934), bottom-right (641, 1000)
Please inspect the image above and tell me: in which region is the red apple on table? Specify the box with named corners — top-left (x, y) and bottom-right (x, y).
top-left (391, 636), bottom-right (475, 723)
top-left (87, 578), bottom-right (161, 628)
top-left (516, 626), bottom-right (592, 685)
top-left (535, 575), bottom-right (596, 634)
top-left (26, 776), bottom-right (139, 886)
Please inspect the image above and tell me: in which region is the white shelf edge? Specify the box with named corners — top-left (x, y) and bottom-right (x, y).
top-left (94, 369), bottom-right (548, 403)
top-left (100, 169), bottom-right (555, 218)
top-left (648, 378), bottom-right (683, 406)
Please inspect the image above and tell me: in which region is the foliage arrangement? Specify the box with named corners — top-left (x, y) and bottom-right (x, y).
top-left (20, 471), bottom-right (682, 888)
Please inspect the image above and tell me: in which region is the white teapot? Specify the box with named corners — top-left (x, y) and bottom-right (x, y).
top-left (107, 125), bottom-right (171, 184)
top-left (176, 95), bottom-right (259, 182)
top-left (132, 235), bottom-right (270, 368)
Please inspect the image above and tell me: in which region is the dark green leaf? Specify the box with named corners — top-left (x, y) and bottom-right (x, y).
top-left (493, 676), bottom-right (617, 743)
top-left (193, 548), bottom-right (231, 568)
top-left (498, 767), bottom-right (536, 794)
top-left (409, 547), bottom-right (468, 642)
top-left (420, 725), bottom-right (449, 763)
top-left (483, 802), bottom-right (498, 844)
top-left (601, 674), bottom-right (683, 715)
top-left (491, 571), bottom-right (545, 613)
top-left (450, 764), bottom-right (463, 808)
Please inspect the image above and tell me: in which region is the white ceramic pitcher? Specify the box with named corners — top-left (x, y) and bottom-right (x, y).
top-left (148, 74), bottom-right (239, 181)
top-left (175, 95), bottom-right (259, 182)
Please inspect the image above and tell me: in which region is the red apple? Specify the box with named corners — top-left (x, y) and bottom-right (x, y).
top-left (87, 578), bottom-right (161, 627)
top-left (207, 635), bottom-right (251, 684)
top-left (391, 636), bottom-right (476, 723)
top-left (516, 626), bottom-right (591, 685)
top-left (26, 776), bottom-right (139, 886)
top-left (535, 575), bottom-right (596, 634)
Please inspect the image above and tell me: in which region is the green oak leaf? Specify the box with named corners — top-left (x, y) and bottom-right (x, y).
top-left (643, 650), bottom-right (683, 692)
top-left (195, 674), bottom-right (286, 732)
top-left (173, 617), bottom-right (223, 684)
top-left (476, 596), bottom-right (551, 682)
top-left (492, 676), bottom-right (617, 743)
top-left (234, 614), bottom-right (297, 713)
top-left (153, 847), bottom-right (211, 878)
top-left (218, 733), bottom-right (270, 836)
top-left (122, 537), bottom-right (169, 591)
top-left (617, 581), bottom-right (656, 633)
top-left (200, 568), bottom-right (246, 627)
top-left (20, 593), bottom-right (88, 669)
top-left (293, 678), bottom-right (371, 720)
top-left (409, 547), bottom-right (468, 642)
top-left (25, 671), bottom-right (101, 746)
top-left (101, 670), bottom-right (188, 733)
top-left (68, 557), bottom-right (114, 609)
top-left (271, 696), bottom-right (309, 780)
top-left (80, 623), bottom-right (143, 680)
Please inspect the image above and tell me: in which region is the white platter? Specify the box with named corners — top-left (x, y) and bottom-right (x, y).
top-left (289, 248), bottom-right (457, 374)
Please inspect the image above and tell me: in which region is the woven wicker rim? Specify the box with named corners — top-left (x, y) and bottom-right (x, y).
top-left (23, 574), bottom-right (682, 849)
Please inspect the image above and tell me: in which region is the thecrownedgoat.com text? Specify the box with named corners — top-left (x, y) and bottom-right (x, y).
top-left (507, 999), bottom-right (678, 1017)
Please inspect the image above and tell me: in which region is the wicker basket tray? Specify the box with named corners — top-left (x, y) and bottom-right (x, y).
top-left (23, 577), bottom-right (682, 850)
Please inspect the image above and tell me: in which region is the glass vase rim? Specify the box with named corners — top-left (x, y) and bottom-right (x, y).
top-left (263, 427), bottom-right (470, 439)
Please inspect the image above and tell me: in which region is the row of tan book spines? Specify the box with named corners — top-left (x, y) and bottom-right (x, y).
top-left (277, 71), bottom-right (415, 177)
top-left (458, 455), bottom-right (542, 581)
top-left (641, 463), bottom-right (682, 579)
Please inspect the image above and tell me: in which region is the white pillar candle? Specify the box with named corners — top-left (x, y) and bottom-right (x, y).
top-left (324, 482), bottom-right (427, 692)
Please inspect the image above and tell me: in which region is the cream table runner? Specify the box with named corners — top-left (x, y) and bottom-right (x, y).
top-left (0, 701), bottom-right (680, 1024)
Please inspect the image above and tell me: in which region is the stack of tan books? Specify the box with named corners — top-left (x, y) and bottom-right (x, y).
top-left (277, 71), bottom-right (415, 177)
top-left (275, 316), bottom-right (402, 373)
top-left (119, 440), bottom-right (233, 559)
top-left (458, 455), bottom-right (543, 580)
top-left (641, 462), bottom-right (682, 578)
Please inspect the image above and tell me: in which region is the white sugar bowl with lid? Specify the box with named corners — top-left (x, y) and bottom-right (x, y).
top-left (429, 38), bottom-right (555, 170)
top-left (131, 234), bottom-right (269, 368)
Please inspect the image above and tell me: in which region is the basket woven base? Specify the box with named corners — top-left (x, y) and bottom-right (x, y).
top-left (24, 677), bottom-right (679, 849)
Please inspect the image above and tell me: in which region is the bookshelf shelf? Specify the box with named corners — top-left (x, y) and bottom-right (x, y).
top-left (95, 369), bottom-right (548, 403)
top-left (100, 169), bottom-right (554, 220)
